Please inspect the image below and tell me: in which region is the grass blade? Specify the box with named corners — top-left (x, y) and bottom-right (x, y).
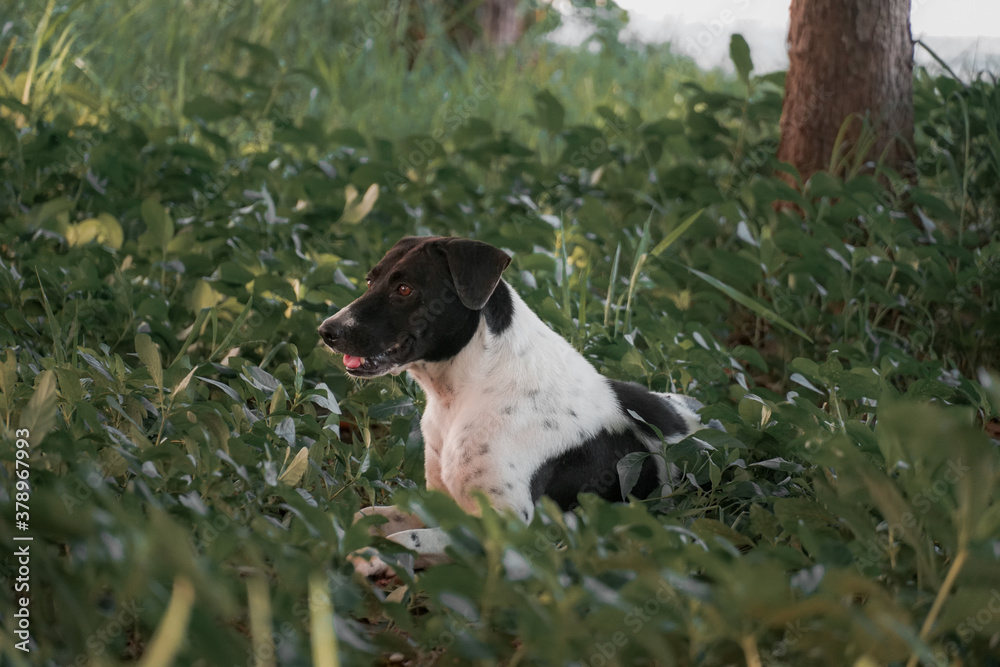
top-left (248, 576), bottom-right (276, 667)
top-left (650, 208), bottom-right (705, 258)
top-left (684, 266), bottom-right (814, 343)
top-left (138, 576), bottom-right (195, 667)
top-left (210, 296), bottom-right (255, 362)
top-left (623, 213), bottom-right (654, 333)
top-left (604, 242), bottom-right (622, 329)
top-left (309, 571), bottom-right (341, 667)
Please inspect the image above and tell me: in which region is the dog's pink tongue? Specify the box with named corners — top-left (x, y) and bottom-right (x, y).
top-left (343, 354), bottom-right (365, 369)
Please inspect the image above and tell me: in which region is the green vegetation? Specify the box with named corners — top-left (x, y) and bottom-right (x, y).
top-left (1, 2), bottom-right (999, 665)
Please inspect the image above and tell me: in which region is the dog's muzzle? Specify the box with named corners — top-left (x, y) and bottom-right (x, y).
top-left (318, 314), bottom-right (406, 378)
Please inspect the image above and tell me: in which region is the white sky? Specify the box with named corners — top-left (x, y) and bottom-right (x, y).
top-left (614, 0), bottom-right (1000, 38)
top-left (556, 0), bottom-right (1000, 73)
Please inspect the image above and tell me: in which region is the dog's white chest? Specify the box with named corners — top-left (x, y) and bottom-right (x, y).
top-left (414, 379), bottom-right (510, 511)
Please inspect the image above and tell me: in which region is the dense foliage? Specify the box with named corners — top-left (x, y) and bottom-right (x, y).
top-left (1, 2), bottom-right (999, 665)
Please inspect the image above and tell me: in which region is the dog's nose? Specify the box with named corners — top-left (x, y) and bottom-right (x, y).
top-left (318, 319), bottom-right (342, 348)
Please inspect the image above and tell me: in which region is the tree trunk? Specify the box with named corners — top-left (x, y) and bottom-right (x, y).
top-left (777, 0), bottom-right (914, 183)
top-left (477, 0), bottom-right (522, 49)
top-left (400, 0), bottom-right (524, 68)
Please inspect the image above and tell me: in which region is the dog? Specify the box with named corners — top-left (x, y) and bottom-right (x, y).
top-left (318, 236), bottom-right (711, 576)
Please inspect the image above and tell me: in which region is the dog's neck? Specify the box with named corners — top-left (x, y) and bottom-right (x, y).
top-left (405, 314), bottom-right (495, 408)
top-left (403, 282), bottom-right (528, 409)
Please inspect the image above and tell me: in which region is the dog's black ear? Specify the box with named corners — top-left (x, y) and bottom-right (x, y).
top-left (439, 239), bottom-right (511, 310)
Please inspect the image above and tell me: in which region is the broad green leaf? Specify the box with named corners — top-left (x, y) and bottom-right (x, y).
top-left (135, 333), bottom-right (163, 398)
top-left (240, 365), bottom-right (281, 395)
top-left (138, 199), bottom-right (175, 255)
top-left (0, 349), bottom-right (16, 397)
top-left (729, 34), bottom-right (754, 86)
top-left (198, 376), bottom-right (241, 402)
top-left (307, 382), bottom-right (342, 414)
top-left (188, 280), bottom-right (223, 312)
top-left (232, 38), bottom-right (280, 68)
top-left (278, 446), bottom-right (310, 486)
top-left (533, 89), bottom-right (564, 133)
top-left (617, 451), bottom-right (650, 498)
top-left (66, 214), bottom-right (123, 249)
top-left (183, 95), bottom-right (242, 121)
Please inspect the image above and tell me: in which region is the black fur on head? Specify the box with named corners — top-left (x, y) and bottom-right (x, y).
top-left (317, 236), bottom-right (512, 377)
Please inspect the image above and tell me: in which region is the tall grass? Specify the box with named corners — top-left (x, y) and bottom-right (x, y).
top-left (3, 0), bottom-right (726, 140)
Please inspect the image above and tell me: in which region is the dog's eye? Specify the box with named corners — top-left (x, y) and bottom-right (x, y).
top-left (365, 278), bottom-right (372, 288)
top-left (396, 284), bottom-right (412, 297)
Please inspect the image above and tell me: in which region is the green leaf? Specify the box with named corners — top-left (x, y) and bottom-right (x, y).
top-left (729, 34), bottom-right (754, 86)
top-left (61, 82), bottom-right (101, 109)
top-left (138, 199), bottom-right (175, 255)
top-left (198, 376), bottom-right (241, 402)
top-left (617, 451), bottom-right (651, 498)
top-left (240, 365), bottom-right (281, 395)
top-left (135, 333), bottom-right (163, 400)
top-left (183, 95), bottom-right (242, 122)
top-left (231, 38), bottom-right (280, 69)
top-left (278, 446), bottom-right (310, 486)
top-left (66, 214), bottom-right (124, 249)
top-left (0, 349), bottom-right (16, 397)
top-left (307, 383), bottom-right (341, 414)
top-left (329, 128), bottom-right (368, 148)
top-left (19, 370), bottom-right (57, 443)
top-left (533, 90), bottom-right (565, 133)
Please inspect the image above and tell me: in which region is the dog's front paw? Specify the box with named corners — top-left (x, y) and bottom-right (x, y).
top-left (348, 548), bottom-right (392, 578)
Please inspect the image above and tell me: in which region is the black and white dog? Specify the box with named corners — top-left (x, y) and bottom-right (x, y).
top-left (319, 236), bottom-right (709, 576)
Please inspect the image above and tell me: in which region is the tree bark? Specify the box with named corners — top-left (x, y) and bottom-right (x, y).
top-left (477, 0), bottom-right (522, 49)
top-left (777, 0), bottom-right (914, 183)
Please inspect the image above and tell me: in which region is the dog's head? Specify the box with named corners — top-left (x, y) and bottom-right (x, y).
top-left (318, 236), bottom-right (511, 377)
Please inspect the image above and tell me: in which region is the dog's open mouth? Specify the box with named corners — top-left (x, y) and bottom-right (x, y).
top-left (341, 353), bottom-right (390, 377)
top-left (339, 343), bottom-right (405, 378)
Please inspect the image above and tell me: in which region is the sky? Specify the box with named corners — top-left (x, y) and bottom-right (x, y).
top-left (615, 0), bottom-right (1000, 38)
top-left (555, 0), bottom-right (1000, 74)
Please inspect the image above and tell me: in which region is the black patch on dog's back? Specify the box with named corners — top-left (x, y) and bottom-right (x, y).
top-left (609, 380), bottom-right (687, 440)
top-left (529, 428), bottom-right (660, 509)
